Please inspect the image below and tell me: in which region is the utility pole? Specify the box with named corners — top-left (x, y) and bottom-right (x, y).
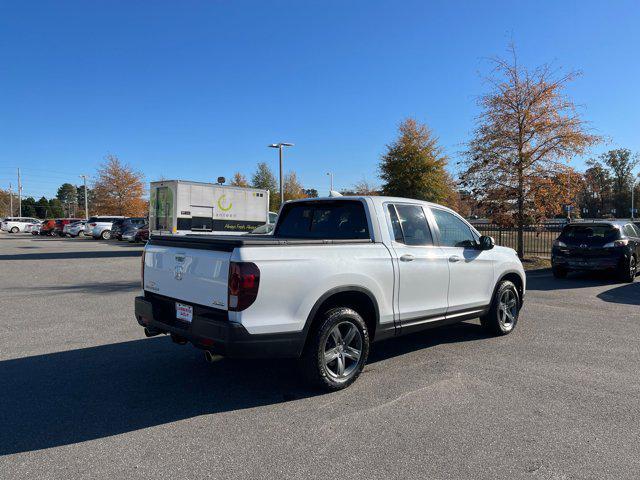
top-left (79, 175), bottom-right (89, 220)
top-left (17, 168), bottom-right (22, 217)
top-left (326, 172), bottom-right (334, 193)
top-left (566, 169), bottom-right (571, 221)
top-left (632, 177), bottom-right (637, 220)
top-left (9, 183), bottom-right (13, 216)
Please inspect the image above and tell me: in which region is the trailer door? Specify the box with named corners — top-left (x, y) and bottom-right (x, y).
top-left (153, 186), bottom-right (173, 231)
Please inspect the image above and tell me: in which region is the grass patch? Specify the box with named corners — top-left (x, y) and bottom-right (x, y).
top-left (521, 257), bottom-right (551, 271)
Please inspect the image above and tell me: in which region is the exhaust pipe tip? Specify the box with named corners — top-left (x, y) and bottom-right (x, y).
top-left (144, 327), bottom-right (161, 337)
top-left (171, 334), bottom-right (188, 345)
top-left (204, 350), bottom-right (217, 363)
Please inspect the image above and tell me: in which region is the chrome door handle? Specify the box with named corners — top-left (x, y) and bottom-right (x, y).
top-left (449, 255), bottom-right (462, 263)
top-left (400, 254), bottom-right (415, 262)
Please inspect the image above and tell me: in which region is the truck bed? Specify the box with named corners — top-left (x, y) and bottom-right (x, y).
top-left (148, 234), bottom-right (373, 251)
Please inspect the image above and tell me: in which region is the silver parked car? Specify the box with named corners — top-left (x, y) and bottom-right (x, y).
top-left (84, 216), bottom-right (125, 240)
top-left (64, 221), bottom-right (87, 237)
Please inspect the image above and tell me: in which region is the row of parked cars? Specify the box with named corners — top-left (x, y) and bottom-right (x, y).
top-left (0, 216), bottom-right (150, 243)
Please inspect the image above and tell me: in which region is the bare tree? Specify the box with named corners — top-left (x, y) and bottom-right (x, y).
top-left (460, 44), bottom-right (600, 257)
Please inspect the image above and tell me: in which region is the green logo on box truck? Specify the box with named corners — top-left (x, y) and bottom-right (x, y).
top-left (217, 194), bottom-right (233, 211)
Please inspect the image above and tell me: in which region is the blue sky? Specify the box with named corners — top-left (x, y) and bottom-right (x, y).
top-left (1, 0), bottom-right (639, 199)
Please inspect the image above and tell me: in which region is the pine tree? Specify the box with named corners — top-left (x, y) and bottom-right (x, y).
top-left (252, 162), bottom-right (279, 211)
top-left (380, 118), bottom-right (452, 202)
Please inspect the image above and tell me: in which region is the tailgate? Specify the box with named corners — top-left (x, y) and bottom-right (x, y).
top-left (143, 244), bottom-right (231, 309)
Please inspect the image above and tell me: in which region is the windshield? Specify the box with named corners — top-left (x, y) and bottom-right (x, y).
top-left (561, 224), bottom-right (620, 242)
top-left (274, 200), bottom-right (370, 240)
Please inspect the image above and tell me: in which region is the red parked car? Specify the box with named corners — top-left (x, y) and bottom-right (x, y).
top-left (39, 219), bottom-right (58, 236)
top-left (54, 218), bottom-right (82, 237)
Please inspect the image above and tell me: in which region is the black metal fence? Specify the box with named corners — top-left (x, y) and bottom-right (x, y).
top-left (471, 223), bottom-right (565, 257)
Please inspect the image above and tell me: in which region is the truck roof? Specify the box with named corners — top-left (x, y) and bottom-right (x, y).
top-left (287, 195), bottom-right (459, 214)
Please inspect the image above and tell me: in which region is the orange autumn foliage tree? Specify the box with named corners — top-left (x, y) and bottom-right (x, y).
top-left (93, 155), bottom-right (147, 216)
top-left (531, 166), bottom-right (585, 220)
top-left (460, 44), bottom-right (600, 257)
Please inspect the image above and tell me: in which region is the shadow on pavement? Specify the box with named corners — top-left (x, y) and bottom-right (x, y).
top-left (7, 280), bottom-right (141, 295)
top-left (526, 270), bottom-right (621, 291)
top-left (597, 283), bottom-right (640, 306)
top-left (1, 322), bottom-right (488, 455)
top-left (0, 250), bottom-right (142, 261)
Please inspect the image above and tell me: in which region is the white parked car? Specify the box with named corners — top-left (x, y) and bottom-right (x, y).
top-left (24, 222), bottom-right (43, 233)
top-left (1, 217), bottom-right (42, 233)
top-left (63, 221), bottom-right (87, 237)
top-left (84, 216), bottom-right (125, 240)
top-left (136, 196), bottom-right (526, 390)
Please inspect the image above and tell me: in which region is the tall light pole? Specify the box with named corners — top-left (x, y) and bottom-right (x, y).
top-left (268, 142), bottom-right (294, 206)
top-left (17, 168), bottom-right (22, 217)
top-left (79, 175), bottom-right (89, 220)
top-left (9, 183), bottom-right (13, 216)
top-left (326, 172), bottom-right (334, 193)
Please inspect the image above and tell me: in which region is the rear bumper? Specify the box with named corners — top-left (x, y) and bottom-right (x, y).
top-left (552, 252), bottom-right (625, 270)
top-left (135, 295), bottom-right (305, 358)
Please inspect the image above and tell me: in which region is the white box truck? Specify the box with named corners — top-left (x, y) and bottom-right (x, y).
top-left (149, 180), bottom-right (270, 235)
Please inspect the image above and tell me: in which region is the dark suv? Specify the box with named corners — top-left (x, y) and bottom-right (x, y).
top-left (551, 221), bottom-right (640, 282)
top-left (112, 217), bottom-right (146, 240)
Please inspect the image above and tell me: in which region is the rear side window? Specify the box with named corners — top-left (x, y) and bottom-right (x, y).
top-left (388, 204), bottom-right (433, 246)
top-left (623, 224), bottom-right (639, 237)
top-left (275, 201), bottom-right (370, 239)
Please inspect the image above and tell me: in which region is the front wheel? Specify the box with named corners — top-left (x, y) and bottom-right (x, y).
top-left (100, 230), bottom-right (111, 240)
top-left (301, 307), bottom-right (370, 391)
top-left (10, 227), bottom-right (19, 233)
top-left (619, 255), bottom-right (637, 283)
top-left (480, 280), bottom-right (521, 336)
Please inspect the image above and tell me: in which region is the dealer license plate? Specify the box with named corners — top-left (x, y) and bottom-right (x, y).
top-left (176, 303), bottom-right (193, 322)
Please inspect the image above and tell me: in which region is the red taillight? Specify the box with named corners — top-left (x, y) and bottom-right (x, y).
top-left (228, 262), bottom-right (260, 311)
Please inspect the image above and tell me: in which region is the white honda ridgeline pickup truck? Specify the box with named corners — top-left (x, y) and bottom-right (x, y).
top-left (136, 196), bottom-right (525, 390)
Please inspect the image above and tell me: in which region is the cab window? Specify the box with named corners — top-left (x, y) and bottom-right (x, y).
top-left (431, 208), bottom-right (477, 248)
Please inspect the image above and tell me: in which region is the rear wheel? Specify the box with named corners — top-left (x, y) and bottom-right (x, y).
top-left (619, 255), bottom-right (637, 283)
top-left (480, 280), bottom-right (521, 336)
top-left (301, 307), bottom-right (369, 391)
top-left (552, 266), bottom-right (568, 278)
top-left (100, 230), bottom-right (111, 240)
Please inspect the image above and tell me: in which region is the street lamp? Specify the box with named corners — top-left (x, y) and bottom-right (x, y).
top-left (326, 172), bottom-right (334, 193)
top-left (268, 142), bottom-right (294, 206)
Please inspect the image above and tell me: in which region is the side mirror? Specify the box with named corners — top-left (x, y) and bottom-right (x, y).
top-left (478, 235), bottom-right (495, 250)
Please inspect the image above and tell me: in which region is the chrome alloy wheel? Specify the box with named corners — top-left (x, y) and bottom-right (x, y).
top-left (323, 321), bottom-right (362, 380)
top-left (498, 289), bottom-right (518, 331)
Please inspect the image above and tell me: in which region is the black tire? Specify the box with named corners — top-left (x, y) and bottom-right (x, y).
top-left (10, 227), bottom-right (19, 233)
top-left (480, 280), bottom-right (521, 336)
top-left (619, 255), bottom-right (637, 283)
top-left (552, 266), bottom-right (568, 278)
top-left (100, 230), bottom-right (111, 240)
top-left (301, 307), bottom-right (370, 391)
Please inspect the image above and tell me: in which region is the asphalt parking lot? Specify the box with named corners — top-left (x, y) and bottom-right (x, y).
top-left (1, 233), bottom-right (639, 479)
